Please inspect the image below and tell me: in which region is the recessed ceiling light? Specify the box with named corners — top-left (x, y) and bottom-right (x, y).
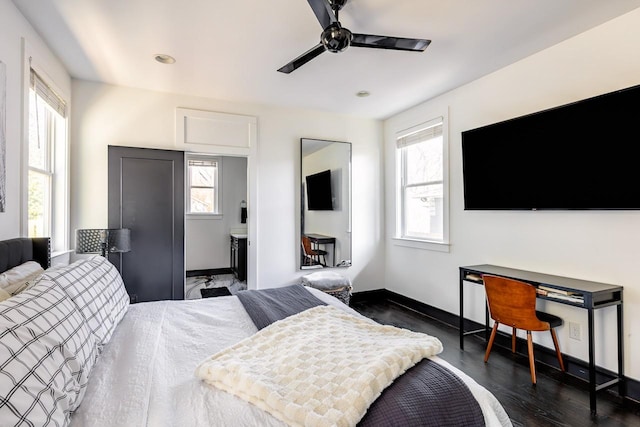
top-left (154, 54), bottom-right (176, 64)
top-left (356, 90), bottom-right (370, 98)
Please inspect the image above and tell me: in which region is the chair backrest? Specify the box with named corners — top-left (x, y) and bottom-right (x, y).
top-left (482, 275), bottom-right (550, 331)
top-left (301, 236), bottom-right (313, 256)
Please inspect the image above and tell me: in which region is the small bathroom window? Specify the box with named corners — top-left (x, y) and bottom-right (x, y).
top-left (187, 156), bottom-right (221, 215)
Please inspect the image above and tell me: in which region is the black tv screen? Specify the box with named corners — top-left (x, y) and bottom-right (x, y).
top-left (306, 170), bottom-right (333, 210)
top-left (462, 83), bottom-right (640, 210)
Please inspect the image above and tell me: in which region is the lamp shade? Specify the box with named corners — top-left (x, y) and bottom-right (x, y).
top-left (76, 229), bottom-right (105, 254)
top-left (107, 228), bottom-right (131, 253)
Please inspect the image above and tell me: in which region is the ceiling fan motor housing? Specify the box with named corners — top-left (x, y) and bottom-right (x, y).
top-left (321, 23), bottom-right (353, 52)
top-left (329, 0), bottom-right (348, 10)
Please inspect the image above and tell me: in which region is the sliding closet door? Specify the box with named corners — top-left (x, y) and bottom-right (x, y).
top-left (108, 146), bottom-right (184, 302)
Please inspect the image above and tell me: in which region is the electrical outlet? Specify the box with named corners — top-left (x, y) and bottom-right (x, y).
top-left (569, 321), bottom-right (581, 340)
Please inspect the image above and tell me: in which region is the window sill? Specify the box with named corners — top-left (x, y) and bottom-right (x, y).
top-left (51, 249), bottom-right (74, 267)
top-left (186, 213), bottom-right (223, 220)
top-left (51, 249), bottom-right (73, 258)
top-left (392, 237), bottom-right (450, 253)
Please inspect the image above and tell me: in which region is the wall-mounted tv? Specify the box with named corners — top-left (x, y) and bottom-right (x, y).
top-left (305, 169), bottom-right (333, 210)
top-left (462, 83), bottom-right (640, 210)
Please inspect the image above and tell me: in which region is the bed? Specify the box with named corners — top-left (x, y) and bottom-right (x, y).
top-left (0, 237), bottom-right (512, 427)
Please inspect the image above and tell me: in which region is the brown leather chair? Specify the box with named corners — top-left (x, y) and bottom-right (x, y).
top-left (482, 274), bottom-right (565, 384)
top-left (301, 236), bottom-right (327, 266)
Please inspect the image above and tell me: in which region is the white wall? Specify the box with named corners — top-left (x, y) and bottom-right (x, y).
top-left (70, 80), bottom-right (384, 291)
top-left (385, 8), bottom-right (640, 380)
top-left (186, 156), bottom-right (247, 271)
top-left (0, 0), bottom-right (70, 240)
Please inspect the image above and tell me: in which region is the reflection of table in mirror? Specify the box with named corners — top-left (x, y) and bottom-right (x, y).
top-left (305, 234), bottom-right (336, 267)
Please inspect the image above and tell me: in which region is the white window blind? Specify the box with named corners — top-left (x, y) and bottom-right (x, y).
top-left (396, 117), bottom-right (442, 149)
top-left (30, 69), bottom-right (66, 118)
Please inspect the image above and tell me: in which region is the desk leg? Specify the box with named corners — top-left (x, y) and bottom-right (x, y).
top-left (617, 301), bottom-right (626, 402)
top-left (588, 308), bottom-right (597, 417)
top-left (459, 270), bottom-right (465, 350)
top-left (332, 243), bottom-right (336, 267)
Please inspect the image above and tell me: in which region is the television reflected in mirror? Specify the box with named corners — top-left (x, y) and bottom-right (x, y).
top-left (300, 138), bottom-right (351, 269)
top-left (305, 169), bottom-right (333, 211)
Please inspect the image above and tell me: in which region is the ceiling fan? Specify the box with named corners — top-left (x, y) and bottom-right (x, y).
top-left (278, 0), bottom-right (431, 74)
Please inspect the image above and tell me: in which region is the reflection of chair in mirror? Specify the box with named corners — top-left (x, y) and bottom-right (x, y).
top-left (301, 236), bottom-right (327, 267)
top-left (482, 275), bottom-right (565, 385)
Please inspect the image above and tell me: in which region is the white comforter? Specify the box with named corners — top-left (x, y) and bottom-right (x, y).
top-left (70, 288), bottom-right (511, 427)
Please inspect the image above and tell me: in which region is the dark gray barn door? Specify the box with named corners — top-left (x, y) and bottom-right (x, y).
top-left (108, 146), bottom-right (184, 302)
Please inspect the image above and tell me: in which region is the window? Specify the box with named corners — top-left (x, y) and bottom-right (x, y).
top-left (187, 156), bottom-right (220, 214)
top-left (396, 117), bottom-right (447, 244)
top-left (28, 68), bottom-right (68, 252)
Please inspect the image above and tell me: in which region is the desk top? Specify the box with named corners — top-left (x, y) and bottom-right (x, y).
top-left (305, 233), bottom-right (336, 242)
top-left (461, 264), bottom-right (622, 295)
top-left (460, 264), bottom-right (622, 308)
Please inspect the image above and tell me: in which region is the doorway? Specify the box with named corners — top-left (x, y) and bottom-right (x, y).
top-left (185, 155), bottom-right (248, 299)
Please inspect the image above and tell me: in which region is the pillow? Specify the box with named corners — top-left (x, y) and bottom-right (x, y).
top-left (0, 260), bottom-right (44, 295)
top-left (301, 271), bottom-right (352, 291)
top-left (0, 279), bottom-right (99, 426)
top-left (41, 256), bottom-right (130, 347)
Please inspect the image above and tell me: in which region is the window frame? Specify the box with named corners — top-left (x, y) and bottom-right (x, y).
top-left (186, 155), bottom-right (222, 218)
top-left (25, 65), bottom-right (69, 254)
top-left (394, 115), bottom-right (450, 252)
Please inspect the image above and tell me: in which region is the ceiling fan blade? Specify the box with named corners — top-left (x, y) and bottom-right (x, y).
top-left (351, 34), bottom-right (431, 52)
top-left (306, 0), bottom-right (336, 29)
top-left (277, 43), bottom-right (326, 74)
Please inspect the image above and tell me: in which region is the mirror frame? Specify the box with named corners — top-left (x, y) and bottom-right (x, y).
top-left (300, 138), bottom-right (352, 270)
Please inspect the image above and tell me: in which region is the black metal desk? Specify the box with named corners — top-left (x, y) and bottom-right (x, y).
top-left (459, 264), bottom-right (624, 416)
top-left (305, 233), bottom-right (336, 267)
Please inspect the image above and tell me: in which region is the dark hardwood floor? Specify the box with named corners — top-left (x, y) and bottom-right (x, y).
top-left (351, 298), bottom-right (640, 427)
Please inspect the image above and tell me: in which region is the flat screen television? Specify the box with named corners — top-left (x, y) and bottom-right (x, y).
top-left (462, 83), bottom-right (640, 210)
top-left (305, 169), bottom-right (333, 210)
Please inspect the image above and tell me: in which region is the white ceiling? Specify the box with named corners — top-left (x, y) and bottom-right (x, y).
top-left (12, 0), bottom-right (640, 119)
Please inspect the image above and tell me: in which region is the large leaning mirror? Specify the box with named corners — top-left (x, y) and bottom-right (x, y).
top-left (300, 138), bottom-right (352, 269)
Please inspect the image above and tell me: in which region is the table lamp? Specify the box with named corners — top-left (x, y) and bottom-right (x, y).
top-left (76, 228), bottom-right (131, 257)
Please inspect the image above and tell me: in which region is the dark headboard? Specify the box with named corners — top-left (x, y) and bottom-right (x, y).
top-left (0, 238), bottom-right (51, 273)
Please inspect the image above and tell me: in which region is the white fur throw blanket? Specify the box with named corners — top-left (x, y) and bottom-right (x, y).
top-left (195, 305), bottom-right (443, 427)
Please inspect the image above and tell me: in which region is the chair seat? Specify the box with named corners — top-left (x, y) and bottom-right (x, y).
top-left (536, 310), bottom-right (563, 329)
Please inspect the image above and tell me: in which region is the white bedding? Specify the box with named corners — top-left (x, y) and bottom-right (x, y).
top-left (70, 288), bottom-right (511, 427)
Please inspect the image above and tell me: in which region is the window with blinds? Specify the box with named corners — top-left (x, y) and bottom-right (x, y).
top-left (396, 117), bottom-right (446, 242)
top-left (187, 157), bottom-right (220, 214)
top-left (28, 68), bottom-right (68, 251)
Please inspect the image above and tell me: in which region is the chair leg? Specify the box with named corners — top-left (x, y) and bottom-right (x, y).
top-left (527, 331), bottom-right (537, 384)
top-left (484, 322), bottom-right (499, 363)
top-left (511, 327), bottom-right (517, 353)
top-left (550, 329), bottom-right (565, 371)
